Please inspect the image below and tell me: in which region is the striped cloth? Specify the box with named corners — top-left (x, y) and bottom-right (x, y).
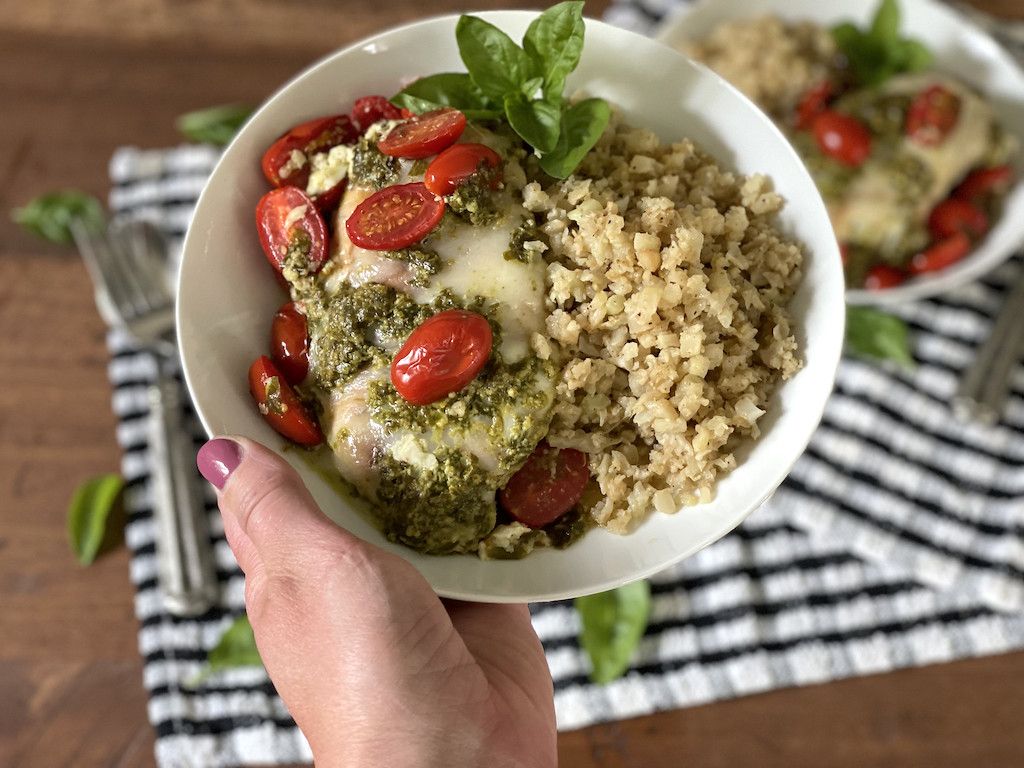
top-left (105, 8), bottom-right (1024, 765)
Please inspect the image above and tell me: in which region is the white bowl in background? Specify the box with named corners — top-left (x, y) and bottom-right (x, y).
top-left (177, 11), bottom-right (845, 602)
top-left (656, 0), bottom-right (1024, 305)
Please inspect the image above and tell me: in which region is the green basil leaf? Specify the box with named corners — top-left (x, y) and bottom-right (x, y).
top-left (12, 190), bottom-right (106, 245)
top-left (575, 579), bottom-right (651, 685)
top-left (67, 473), bottom-right (124, 565)
top-left (505, 93), bottom-right (563, 154)
top-left (832, 0), bottom-right (931, 88)
top-left (176, 103), bottom-right (253, 146)
top-left (392, 73), bottom-right (502, 120)
top-left (523, 1), bottom-right (586, 97)
top-left (457, 15), bottom-right (537, 101)
top-left (845, 306), bottom-right (915, 366)
top-left (895, 39), bottom-right (933, 73)
top-left (869, 0), bottom-right (899, 47)
top-left (191, 615), bottom-right (264, 686)
top-left (538, 97), bottom-right (610, 179)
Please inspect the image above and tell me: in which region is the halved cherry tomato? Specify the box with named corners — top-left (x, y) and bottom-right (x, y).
top-left (499, 442), bottom-right (589, 529)
top-left (863, 264), bottom-right (906, 290)
top-left (350, 95), bottom-right (403, 132)
top-left (248, 356), bottom-right (323, 446)
top-left (345, 182), bottom-right (444, 251)
top-left (256, 186), bottom-right (328, 276)
top-left (928, 198), bottom-right (989, 241)
top-left (270, 301), bottom-right (310, 386)
top-left (424, 142), bottom-right (503, 197)
top-left (954, 164), bottom-right (1014, 203)
top-left (908, 232), bottom-right (972, 275)
top-left (377, 107), bottom-right (467, 159)
top-left (906, 84), bottom-right (961, 146)
top-left (795, 79), bottom-right (836, 130)
top-left (390, 310), bottom-right (492, 405)
top-left (261, 114), bottom-right (359, 190)
top-left (812, 110), bottom-right (872, 167)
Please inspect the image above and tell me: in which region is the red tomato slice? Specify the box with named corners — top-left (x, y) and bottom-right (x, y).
top-left (954, 165), bottom-right (1014, 203)
top-left (794, 79), bottom-right (836, 130)
top-left (928, 198), bottom-right (989, 241)
top-left (248, 356), bottom-right (323, 446)
top-left (350, 95), bottom-right (403, 132)
top-left (256, 186), bottom-right (328, 276)
top-left (499, 443), bottom-right (590, 529)
top-left (377, 107), bottom-right (467, 159)
top-left (345, 182), bottom-right (444, 251)
top-left (270, 301), bottom-right (310, 386)
top-left (908, 232), bottom-right (972, 275)
top-left (906, 85), bottom-right (961, 146)
top-left (390, 310), bottom-right (492, 405)
top-left (261, 114), bottom-right (359, 190)
top-left (863, 264), bottom-right (906, 291)
top-left (424, 142), bottom-right (503, 197)
top-left (812, 110), bottom-right (872, 167)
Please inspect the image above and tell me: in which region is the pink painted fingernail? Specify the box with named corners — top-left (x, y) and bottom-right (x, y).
top-left (197, 438), bottom-right (243, 490)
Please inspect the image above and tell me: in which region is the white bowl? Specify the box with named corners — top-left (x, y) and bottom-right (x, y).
top-left (656, 0), bottom-right (1024, 305)
top-left (177, 11), bottom-right (845, 602)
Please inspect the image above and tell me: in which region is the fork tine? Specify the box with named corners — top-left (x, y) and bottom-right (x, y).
top-left (108, 217), bottom-right (164, 318)
top-left (113, 217), bottom-right (173, 311)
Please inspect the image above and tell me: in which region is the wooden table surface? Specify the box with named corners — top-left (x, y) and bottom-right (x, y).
top-left (2, 1), bottom-right (1023, 766)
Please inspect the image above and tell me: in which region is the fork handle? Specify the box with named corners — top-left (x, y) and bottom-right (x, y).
top-left (148, 360), bottom-right (219, 616)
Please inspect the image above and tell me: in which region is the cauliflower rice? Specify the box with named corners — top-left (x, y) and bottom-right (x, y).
top-left (525, 110), bottom-right (804, 535)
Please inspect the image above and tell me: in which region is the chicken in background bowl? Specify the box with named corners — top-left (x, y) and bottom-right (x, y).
top-left (658, 0), bottom-right (1024, 304)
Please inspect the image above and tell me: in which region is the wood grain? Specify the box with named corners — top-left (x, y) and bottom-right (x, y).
top-left (1, 1), bottom-right (1021, 767)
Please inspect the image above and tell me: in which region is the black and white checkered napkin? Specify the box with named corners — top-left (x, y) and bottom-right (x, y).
top-left (105, 6), bottom-right (1024, 765)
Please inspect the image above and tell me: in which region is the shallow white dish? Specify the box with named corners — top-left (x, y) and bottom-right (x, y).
top-left (177, 11), bottom-right (845, 602)
top-left (656, 0), bottom-right (1024, 305)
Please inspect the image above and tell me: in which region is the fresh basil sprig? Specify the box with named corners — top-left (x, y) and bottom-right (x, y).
top-left (392, 1), bottom-right (609, 178)
top-left (67, 473), bottom-right (125, 565)
top-left (191, 614), bottom-right (265, 685)
top-left (12, 190), bottom-right (106, 245)
top-left (176, 103), bottom-right (254, 146)
top-left (575, 579), bottom-right (651, 685)
top-left (832, 0), bottom-right (932, 87)
top-left (845, 305), bottom-right (915, 366)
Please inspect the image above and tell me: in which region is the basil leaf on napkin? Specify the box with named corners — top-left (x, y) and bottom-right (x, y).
top-left (67, 473), bottom-right (125, 565)
top-left (12, 190), bottom-right (106, 244)
top-left (176, 103), bottom-right (254, 146)
top-left (845, 305), bottom-right (915, 366)
top-left (191, 615), bottom-right (264, 685)
top-left (575, 579), bottom-right (651, 684)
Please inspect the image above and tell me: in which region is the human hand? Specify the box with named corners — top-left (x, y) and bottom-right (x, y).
top-left (197, 437), bottom-right (557, 768)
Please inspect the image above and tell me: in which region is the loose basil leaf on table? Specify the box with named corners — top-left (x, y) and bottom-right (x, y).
top-left (575, 579), bottom-right (652, 685)
top-left (12, 190), bottom-right (106, 245)
top-left (67, 473), bottom-right (125, 565)
top-left (176, 103), bottom-right (254, 146)
top-left (845, 305), bottom-right (915, 366)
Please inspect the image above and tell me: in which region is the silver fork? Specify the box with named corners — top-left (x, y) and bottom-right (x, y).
top-left (72, 215), bottom-right (218, 617)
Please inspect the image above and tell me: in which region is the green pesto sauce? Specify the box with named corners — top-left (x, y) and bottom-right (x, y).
top-left (374, 447), bottom-right (496, 555)
top-left (504, 216), bottom-right (547, 263)
top-left (349, 136), bottom-right (399, 190)
top-left (304, 283), bottom-right (478, 391)
top-left (445, 170), bottom-right (500, 225)
top-left (478, 508), bottom-right (591, 560)
top-left (365, 356), bottom-right (555, 468)
top-left (380, 245), bottom-right (443, 285)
